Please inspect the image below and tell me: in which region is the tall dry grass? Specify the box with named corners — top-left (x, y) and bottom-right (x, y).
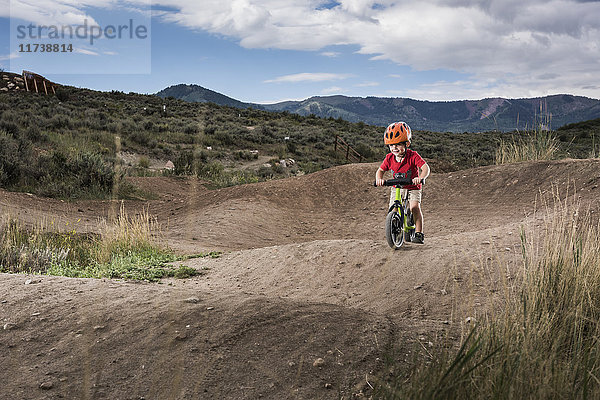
top-left (495, 106), bottom-right (559, 164)
top-left (377, 194), bottom-right (600, 398)
top-left (95, 202), bottom-right (159, 263)
top-left (0, 204), bottom-right (192, 281)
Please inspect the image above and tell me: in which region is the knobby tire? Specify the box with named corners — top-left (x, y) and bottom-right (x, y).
top-left (385, 207), bottom-right (404, 249)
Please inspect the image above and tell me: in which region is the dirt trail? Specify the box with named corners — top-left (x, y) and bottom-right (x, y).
top-left (2, 158), bottom-right (600, 399)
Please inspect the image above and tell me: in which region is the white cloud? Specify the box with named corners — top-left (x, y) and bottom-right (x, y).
top-left (75, 48), bottom-right (100, 56)
top-left (6, 0), bottom-right (600, 99)
top-left (355, 81), bottom-right (379, 87)
top-left (321, 86), bottom-right (345, 94)
top-left (5, 0), bottom-right (103, 25)
top-left (5, 0), bottom-right (152, 29)
top-left (152, 0), bottom-right (600, 98)
top-left (252, 96), bottom-right (308, 104)
top-left (264, 72), bottom-right (354, 83)
top-left (397, 71), bottom-right (600, 101)
top-left (0, 51), bottom-right (20, 61)
top-left (320, 51), bottom-right (340, 57)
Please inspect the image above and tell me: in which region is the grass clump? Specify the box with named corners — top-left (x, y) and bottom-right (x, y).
top-left (376, 195), bottom-right (600, 398)
top-left (495, 109), bottom-right (559, 164)
top-left (495, 128), bottom-right (559, 164)
top-left (0, 205), bottom-right (219, 282)
top-left (170, 265), bottom-right (201, 279)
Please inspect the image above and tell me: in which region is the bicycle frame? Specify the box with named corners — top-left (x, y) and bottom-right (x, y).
top-left (388, 187), bottom-right (416, 234)
top-left (375, 176), bottom-right (424, 249)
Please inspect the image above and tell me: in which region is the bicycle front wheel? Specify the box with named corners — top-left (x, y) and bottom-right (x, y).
top-left (385, 209), bottom-right (404, 249)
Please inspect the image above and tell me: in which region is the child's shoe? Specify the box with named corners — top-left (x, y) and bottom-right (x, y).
top-left (413, 232), bottom-right (424, 244)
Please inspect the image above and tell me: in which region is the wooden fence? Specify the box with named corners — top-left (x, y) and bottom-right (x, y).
top-left (22, 70), bottom-right (57, 95)
top-left (334, 135), bottom-right (362, 163)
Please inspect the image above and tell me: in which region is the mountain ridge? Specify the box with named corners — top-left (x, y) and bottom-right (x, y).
top-left (156, 84), bottom-right (600, 132)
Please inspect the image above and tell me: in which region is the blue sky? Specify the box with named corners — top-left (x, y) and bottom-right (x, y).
top-left (1, 0), bottom-right (599, 103)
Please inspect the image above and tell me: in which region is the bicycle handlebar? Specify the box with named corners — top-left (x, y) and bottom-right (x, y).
top-left (373, 177), bottom-right (426, 187)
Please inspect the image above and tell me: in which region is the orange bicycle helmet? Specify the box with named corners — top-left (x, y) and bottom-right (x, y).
top-left (384, 121), bottom-right (412, 145)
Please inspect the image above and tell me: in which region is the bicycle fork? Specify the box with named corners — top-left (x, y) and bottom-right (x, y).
top-left (389, 187), bottom-right (416, 233)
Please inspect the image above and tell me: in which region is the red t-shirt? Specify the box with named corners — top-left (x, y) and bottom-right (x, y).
top-left (379, 149), bottom-right (426, 190)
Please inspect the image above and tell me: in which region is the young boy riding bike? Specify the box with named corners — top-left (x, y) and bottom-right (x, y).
top-left (375, 121), bottom-right (430, 244)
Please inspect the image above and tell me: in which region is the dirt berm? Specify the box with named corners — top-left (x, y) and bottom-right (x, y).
top-left (1, 158), bottom-right (600, 399)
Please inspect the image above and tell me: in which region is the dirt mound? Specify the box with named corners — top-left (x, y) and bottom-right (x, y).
top-left (2, 158), bottom-right (600, 399)
top-left (155, 158), bottom-right (600, 253)
top-left (0, 274), bottom-right (391, 399)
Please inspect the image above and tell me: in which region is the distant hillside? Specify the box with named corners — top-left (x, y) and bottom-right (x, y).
top-left (156, 84), bottom-right (258, 110)
top-left (157, 84), bottom-right (600, 133)
top-left (265, 95), bottom-right (600, 132)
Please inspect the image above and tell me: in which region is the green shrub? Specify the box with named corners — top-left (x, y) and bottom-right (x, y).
top-left (130, 130), bottom-right (152, 147)
top-left (184, 123), bottom-right (198, 134)
top-left (204, 125), bottom-right (216, 135)
top-left (170, 265), bottom-right (202, 279)
top-left (55, 87), bottom-right (70, 102)
top-left (214, 131), bottom-right (234, 145)
top-left (27, 150), bottom-right (117, 199)
top-left (0, 120), bottom-right (19, 136)
top-left (138, 156), bottom-right (150, 169)
top-left (174, 151), bottom-right (195, 175)
top-left (48, 115), bottom-right (73, 130)
top-left (233, 150), bottom-right (258, 160)
top-left (354, 143), bottom-right (374, 159)
top-left (286, 141), bottom-right (297, 154)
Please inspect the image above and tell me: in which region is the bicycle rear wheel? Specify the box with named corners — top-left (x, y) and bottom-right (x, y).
top-left (385, 209), bottom-right (404, 249)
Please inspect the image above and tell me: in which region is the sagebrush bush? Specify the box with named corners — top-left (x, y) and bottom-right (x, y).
top-left (0, 120), bottom-right (19, 136)
top-left (1, 85), bottom-right (592, 199)
top-left (138, 156), bottom-right (150, 169)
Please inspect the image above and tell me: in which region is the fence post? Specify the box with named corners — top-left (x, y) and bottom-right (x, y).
top-left (22, 72), bottom-right (29, 92)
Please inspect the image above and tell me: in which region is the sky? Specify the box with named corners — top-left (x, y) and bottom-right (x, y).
top-left (1, 0), bottom-right (599, 103)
